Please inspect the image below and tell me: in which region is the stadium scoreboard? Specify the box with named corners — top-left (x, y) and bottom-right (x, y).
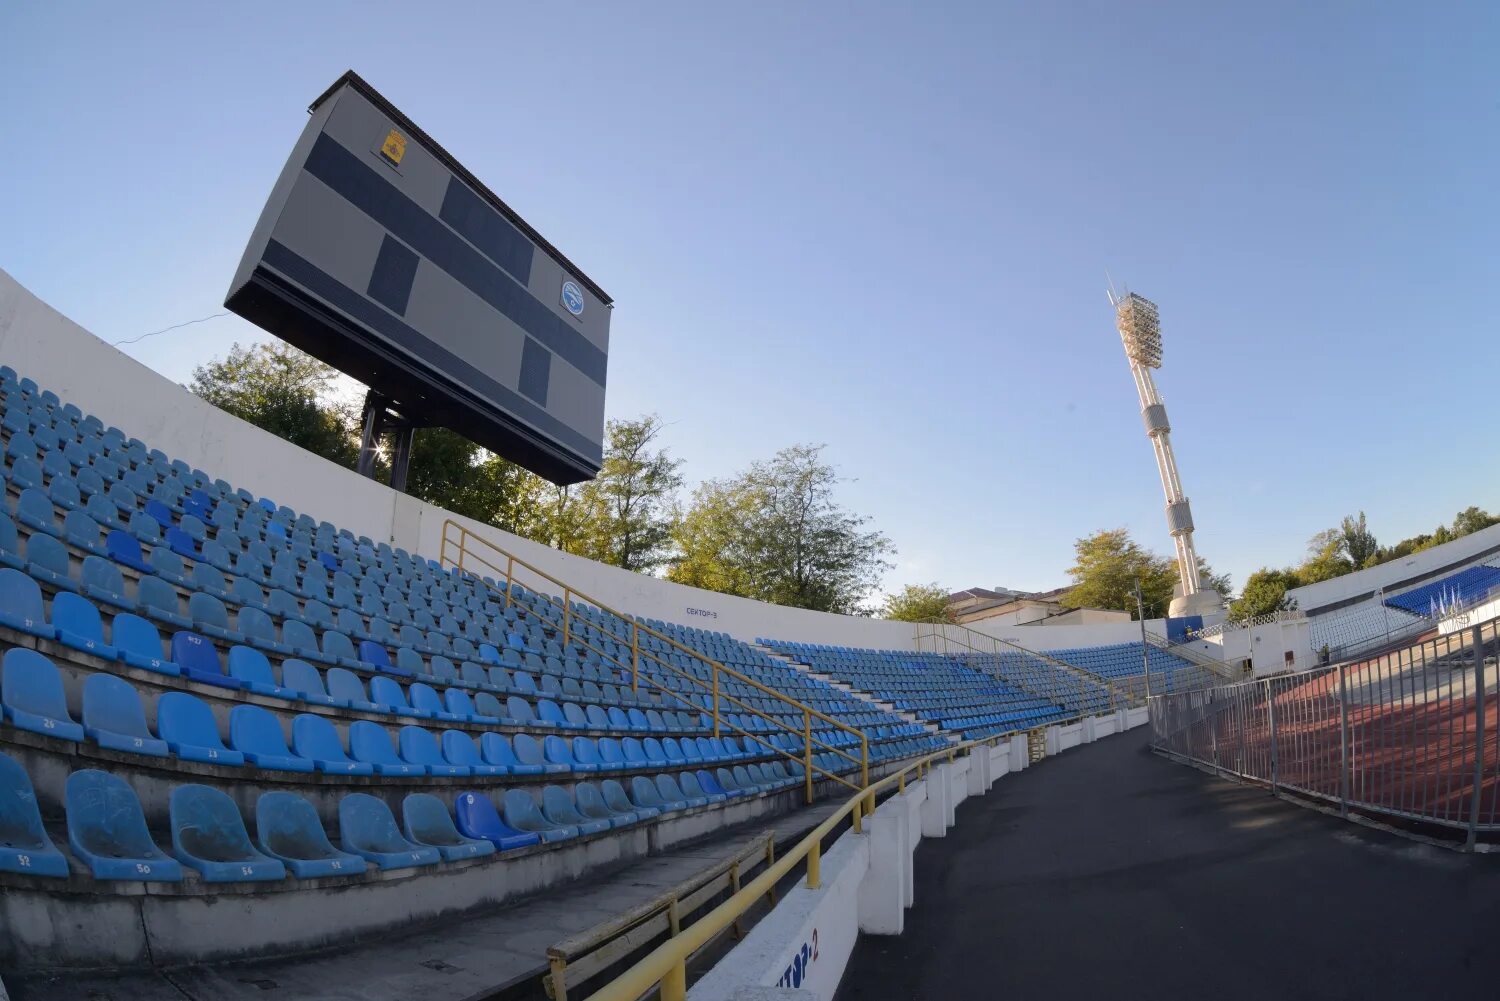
top-left (226, 71), bottom-right (611, 484)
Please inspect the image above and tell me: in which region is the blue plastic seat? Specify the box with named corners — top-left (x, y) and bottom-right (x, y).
top-left (338, 793), bottom-right (441, 870)
top-left (16, 487), bottom-right (57, 535)
top-left (63, 509), bottom-right (105, 555)
top-left (254, 791), bottom-right (366, 878)
top-left (44, 592), bottom-right (114, 661)
top-left (655, 774), bottom-right (699, 809)
top-left (477, 733), bottom-right (535, 774)
top-left (544, 734), bottom-right (590, 773)
top-left (437, 730), bottom-right (502, 776)
top-left (368, 676), bottom-right (423, 718)
top-left (681, 771), bottom-right (724, 804)
top-left (231, 705), bottom-right (315, 772)
top-left (410, 682), bottom-right (462, 722)
top-left (514, 732), bottom-right (566, 775)
top-left (1, 648), bottom-right (83, 740)
top-left (65, 769), bottom-right (182, 881)
top-left (156, 691), bottom-right (244, 766)
top-left (226, 646), bottom-right (292, 698)
top-left (0, 512), bottom-right (24, 571)
top-left (541, 785), bottom-right (609, 836)
top-left (109, 612), bottom-right (178, 675)
top-left (82, 674), bottom-right (167, 757)
top-left (149, 544), bottom-right (190, 587)
top-left (22, 533), bottom-right (75, 593)
top-left (501, 789), bottom-right (576, 843)
top-left (402, 793), bottom-right (495, 860)
top-left (398, 725), bottom-right (468, 776)
top-left (361, 640), bottom-right (408, 676)
top-left (137, 575), bottom-right (190, 629)
top-left (291, 714), bottom-right (374, 775)
top-left (349, 720), bottom-right (425, 775)
top-left (575, 781), bottom-right (637, 828)
top-left (0, 751), bottom-right (70, 876)
top-left (188, 592), bottom-right (238, 643)
top-left (280, 659), bottom-right (339, 707)
top-left (452, 791), bottom-right (541, 850)
top-left (170, 784), bottom-right (286, 882)
top-left (443, 688), bottom-right (498, 724)
top-left (326, 667), bottom-right (380, 712)
top-left (171, 631), bottom-right (244, 690)
top-left (603, 778), bottom-right (659, 821)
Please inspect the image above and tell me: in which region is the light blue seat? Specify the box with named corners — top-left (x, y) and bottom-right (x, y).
top-left (715, 767), bottom-right (749, 797)
top-left (501, 789), bottom-right (576, 842)
top-left (0, 751), bottom-right (70, 876)
top-left (16, 487), bottom-right (57, 535)
top-left (227, 646), bottom-right (292, 698)
top-left (326, 667), bottom-right (380, 712)
top-left (0, 512), bottom-right (25, 571)
top-left (237, 606), bottom-right (290, 656)
top-left (291, 714), bottom-right (374, 775)
top-left (506, 695), bottom-right (539, 725)
top-left (655, 774), bottom-right (701, 809)
top-left (63, 510), bottom-right (105, 555)
top-left (603, 778), bottom-right (660, 820)
top-left (65, 769), bottom-right (182, 881)
top-left (444, 688), bottom-right (499, 724)
top-left (514, 732), bottom-right (566, 775)
top-left (338, 793), bottom-right (441, 870)
top-left (637, 738), bottom-right (670, 769)
top-left (575, 781), bottom-right (637, 828)
top-left (369, 676), bottom-right (422, 718)
top-left (474, 691), bottom-right (508, 721)
top-left (1, 648), bottom-right (83, 740)
top-left (170, 784), bottom-right (286, 882)
top-left (188, 592), bottom-right (238, 644)
top-left (402, 793), bottom-right (495, 860)
top-left (50, 591), bottom-right (118, 660)
top-left (230, 705), bottom-right (315, 773)
top-left (398, 725), bottom-right (468, 777)
top-left (82, 674), bottom-right (167, 757)
top-left (594, 737), bottom-right (629, 772)
top-left (157, 691), bottom-right (244, 766)
top-left (24, 532), bottom-right (76, 592)
top-left (453, 791), bottom-right (541, 850)
top-left (149, 544), bottom-right (190, 588)
top-left (441, 730), bottom-right (505, 776)
top-left (349, 720), bottom-right (425, 775)
top-left (137, 575), bottom-right (190, 629)
top-left (541, 785), bottom-right (609, 836)
top-left (255, 791), bottom-right (367, 878)
top-left (536, 699), bottom-right (573, 729)
top-left (280, 659), bottom-right (339, 708)
top-left (480, 733), bottom-right (539, 774)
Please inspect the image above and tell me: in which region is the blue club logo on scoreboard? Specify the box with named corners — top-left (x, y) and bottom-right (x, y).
top-left (561, 280), bottom-right (585, 317)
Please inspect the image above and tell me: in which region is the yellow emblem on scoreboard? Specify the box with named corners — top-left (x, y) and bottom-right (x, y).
top-left (380, 129), bottom-right (407, 165)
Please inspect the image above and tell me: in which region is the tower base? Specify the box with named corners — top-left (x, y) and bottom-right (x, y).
top-left (1170, 589), bottom-right (1225, 620)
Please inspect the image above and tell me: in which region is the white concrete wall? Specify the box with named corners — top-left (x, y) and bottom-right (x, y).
top-left (1288, 523), bottom-right (1500, 613)
top-left (950, 617), bottom-right (1164, 651)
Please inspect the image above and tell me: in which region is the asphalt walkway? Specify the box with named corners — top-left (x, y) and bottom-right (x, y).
top-left (836, 730), bottom-right (1500, 1001)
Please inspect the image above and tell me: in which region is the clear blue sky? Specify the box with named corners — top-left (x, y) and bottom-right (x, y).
top-left (4, 2), bottom-right (1497, 598)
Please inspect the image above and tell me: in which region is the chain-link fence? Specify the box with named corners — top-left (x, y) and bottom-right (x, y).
top-left (1150, 614), bottom-right (1500, 845)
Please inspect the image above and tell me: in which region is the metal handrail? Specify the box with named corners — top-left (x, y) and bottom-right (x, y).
top-left (440, 520), bottom-right (870, 800)
top-left (582, 726), bottom-right (1027, 1001)
top-left (546, 830), bottom-right (776, 1001)
top-left (912, 621), bottom-right (1141, 709)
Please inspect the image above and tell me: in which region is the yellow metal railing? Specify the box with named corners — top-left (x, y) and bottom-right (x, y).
top-left (440, 520), bottom-right (869, 802)
top-left (913, 620), bottom-right (1141, 710)
top-left (582, 732), bottom-right (1011, 1001)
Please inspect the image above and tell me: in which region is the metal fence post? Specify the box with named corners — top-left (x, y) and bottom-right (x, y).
top-left (1338, 663), bottom-right (1351, 818)
top-left (1266, 679), bottom-right (1279, 797)
top-left (1466, 625), bottom-right (1486, 850)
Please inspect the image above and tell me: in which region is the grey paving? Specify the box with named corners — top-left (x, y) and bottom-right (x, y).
top-left (835, 731), bottom-right (1500, 1001)
top-left (9, 804), bottom-right (838, 1001)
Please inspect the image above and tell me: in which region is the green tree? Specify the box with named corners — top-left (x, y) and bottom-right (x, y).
top-left (189, 342), bottom-right (358, 467)
top-left (667, 445), bottom-right (893, 613)
top-left (1060, 529), bottom-right (1177, 619)
top-left (1452, 506), bottom-right (1499, 538)
top-left (1299, 528), bottom-right (1354, 584)
top-left (1228, 568), bottom-right (1301, 623)
top-left (881, 583), bottom-right (955, 623)
top-left (573, 415), bottom-right (683, 572)
top-left (1340, 511), bottom-right (1380, 569)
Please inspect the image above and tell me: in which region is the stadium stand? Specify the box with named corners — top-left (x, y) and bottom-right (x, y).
top-left (1045, 641), bottom-right (1217, 692)
top-left (1383, 564), bottom-right (1500, 617)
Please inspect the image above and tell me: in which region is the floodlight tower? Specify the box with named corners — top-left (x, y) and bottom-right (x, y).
top-left (1110, 291), bottom-right (1224, 619)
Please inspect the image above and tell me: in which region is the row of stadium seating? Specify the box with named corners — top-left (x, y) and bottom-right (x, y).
top-left (763, 643), bottom-right (1083, 739)
top-left (1382, 564), bottom-right (1500, 617)
top-left (0, 748), bottom-right (799, 883)
top-left (1045, 642), bottom-right (1210, 691)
